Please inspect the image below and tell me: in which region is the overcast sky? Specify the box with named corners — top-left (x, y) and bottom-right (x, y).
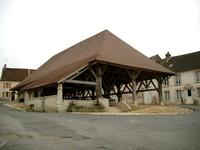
top-left (0, 0), bottom-right (200, 72)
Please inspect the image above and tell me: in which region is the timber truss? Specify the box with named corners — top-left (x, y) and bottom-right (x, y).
top-left (61, 62), bottom-right (171, 104)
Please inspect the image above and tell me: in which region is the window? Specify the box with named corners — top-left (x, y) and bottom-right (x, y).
top-left (176, 90), bottom-right (182, 100)
top-left (195, 71), bottom-right (200, 82)
top-left (164, 91), bottom-right (170, 100)
top-left (197, 88), bottom-right (200, 98)
top-left (3, 82), bottom-right (11, 89)
top-left (164, 77), bottom-right (169, 86)
top-left (3, 92), bottom-right (10, 98)
top-left (187, 89), bottom-right (192, 97)
top-left (175, 74), bottom-right (181, 85)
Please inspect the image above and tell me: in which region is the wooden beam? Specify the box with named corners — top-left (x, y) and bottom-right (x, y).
top-left (137, 81), bottom-right (143, 93)
top-left (127, 70), bottom-right (141, 80)
top-left (150, 79), bottom-right (157, 90)
top-left (64, 80), bottom-right (96, 85)
top-left (67, 66), bottom-right (89, 80)
top-left (137, 88), bottom-right (158, 93)
top-left (89, 67), bottom-right (97, 80)
top-left (146, 80), bottom-right (152, 89)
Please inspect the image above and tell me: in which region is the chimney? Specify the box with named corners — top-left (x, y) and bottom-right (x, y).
top-left (165, 52), bottom-right (171, 62)
top-left (3, 64), bottom-right (6, 68)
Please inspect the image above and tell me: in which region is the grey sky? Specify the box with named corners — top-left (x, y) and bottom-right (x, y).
top-left (0, 0), bottom-right (200, 73)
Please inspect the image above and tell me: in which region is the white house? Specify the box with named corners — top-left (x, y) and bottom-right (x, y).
top-left (144, 51), bottom-right (200, 105)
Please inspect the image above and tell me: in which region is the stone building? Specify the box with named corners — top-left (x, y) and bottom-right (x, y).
top-left (144, 51), bottom-right (200, 104)
top-left (0, 64), bottom-right (35, 101)
top-left (12, 30), bottom-right (174, 112)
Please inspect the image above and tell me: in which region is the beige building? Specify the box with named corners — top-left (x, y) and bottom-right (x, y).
top-left (0, 64), bottom-right (34, 101)
top-left (144, 51), bottom-right (200, 105)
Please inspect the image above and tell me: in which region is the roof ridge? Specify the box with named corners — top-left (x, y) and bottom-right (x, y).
top-left (96, 29), bottom-right (111, 56)
top-left (2, 67), bottom-right (35, 70)
top-left (171, 51), bottom-right (200, 58)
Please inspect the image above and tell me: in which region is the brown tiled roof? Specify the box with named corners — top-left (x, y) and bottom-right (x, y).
top-left (157, 51), bottom-right (200, 72)
top-left (13, 30), bottom-right (174, 91)
top-left (0, 68), bottom-right (35, 82)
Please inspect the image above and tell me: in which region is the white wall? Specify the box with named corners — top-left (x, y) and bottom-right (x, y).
top-left (0, 81), bottom-right (19, 100)
top-left (143, 69), bottom-right (200, 104)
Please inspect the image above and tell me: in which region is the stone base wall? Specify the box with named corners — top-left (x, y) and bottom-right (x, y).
top-left (44, 96), bottom-right (57, 112)
top-left (25, 96), bottom-right (109, 112)
top-left (25, 97), bottom-right (44, 112)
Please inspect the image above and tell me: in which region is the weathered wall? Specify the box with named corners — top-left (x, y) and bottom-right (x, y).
top-left (122, 93), bottom-right (144, 104)
top-left (143, 70), bottom-right (200, 105)
top-left (25, 97), bottom-right (44, 112)
top-left (25, 96), bottom-right (109, 112)
top-left (44, 96), bottom-right (57, 112)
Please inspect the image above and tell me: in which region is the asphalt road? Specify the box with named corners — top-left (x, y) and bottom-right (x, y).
top-left (0, 102), bottom-right (200, 150)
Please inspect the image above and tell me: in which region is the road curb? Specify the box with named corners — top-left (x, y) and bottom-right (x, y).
top-left (3, 103), bottom-right (26, 112)
top-left (3, 102), bottom-right (193, 115)
top-left (68, 109), bottom-right (193, 116)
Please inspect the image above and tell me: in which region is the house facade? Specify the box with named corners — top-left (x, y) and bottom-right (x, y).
top-left (0, 64), bottom-right (35, 101)
top-left (144, 51), bottom-right (200, 105)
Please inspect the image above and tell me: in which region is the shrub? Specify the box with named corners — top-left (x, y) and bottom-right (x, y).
top-left (194, 99), bottom-right (200, 105)
top-left (67, 101), bottom-right (76, 112)
top-left (67, 101), bottom-right (105, 112)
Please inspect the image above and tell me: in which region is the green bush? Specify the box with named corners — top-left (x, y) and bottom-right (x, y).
top-left (194, 99), bottom-right (200, 105)
top-left (67, 101), bottom-right (76, 112)
top-left (67, 101), bottom-right (105, 112)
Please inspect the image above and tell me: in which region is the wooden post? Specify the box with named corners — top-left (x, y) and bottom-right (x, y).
top-left (57, 83), bottom-right (63, 104)
top-left (38, 88), bottom-right (43, 97)
top-left (91, 88), bottom-right (95, 100)
top-left (157, 78), bottom-right (164, 106)
top-left (24, 91), bottom-right (29, 101)
top-left (81, 90), bottom-right (85, 100)
top-left (116, 84), bottom-right (122, 102)
top-left (107, 88), bottom-right (111, 99)
top-left (96, 65), bottom-right (102, 100)
top-left (131, 72), bottom-right (137, 106)
top-left (127, 70), bottom-right (140, 106)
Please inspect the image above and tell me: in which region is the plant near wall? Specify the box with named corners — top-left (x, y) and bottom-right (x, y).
top-left (67, 101), bottom-right (76, 112)
top-left (66, 101), bottom-right (105, 112)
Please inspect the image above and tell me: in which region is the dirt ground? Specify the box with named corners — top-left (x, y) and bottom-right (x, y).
top-left (130, 104), bottom-right (192, 114)
top-left (4, 101), bottom-right (25, 111)
top-left (3, 101), bottom-right (192, 115)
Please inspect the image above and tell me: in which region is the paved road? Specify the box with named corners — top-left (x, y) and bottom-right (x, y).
top-left (0, 102), bottom-right (200, 150)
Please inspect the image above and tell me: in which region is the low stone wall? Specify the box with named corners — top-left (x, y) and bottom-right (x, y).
top-left (63, 100), bottom-right (95, 107)
top-left (99, 98), bottom-right (109, 109)
top-left (25, 96), bottom-right (109, 112)
top-left (44, 96), bottom-right (57, 112)
top-left (25, 97), bottom-right (44, 112)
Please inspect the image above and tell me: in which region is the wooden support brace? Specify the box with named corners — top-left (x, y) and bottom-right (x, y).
top-left (64, 80), bottom-right (96, 85)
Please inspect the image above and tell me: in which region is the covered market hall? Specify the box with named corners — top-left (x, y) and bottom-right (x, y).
top-left (12, 30), bottom-right (174, 112)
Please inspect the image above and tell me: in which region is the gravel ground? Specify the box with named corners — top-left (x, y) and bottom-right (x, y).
top-left (0, 101), bottom-right (200, 150)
